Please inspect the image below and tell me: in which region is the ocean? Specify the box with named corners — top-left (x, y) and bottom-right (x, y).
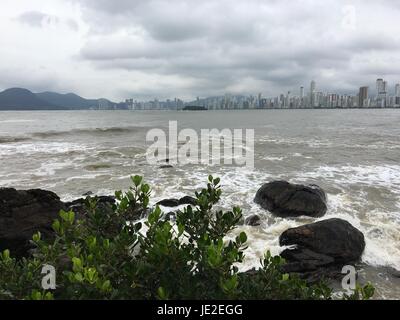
top-left (1, 109), bottom-right (400, 298)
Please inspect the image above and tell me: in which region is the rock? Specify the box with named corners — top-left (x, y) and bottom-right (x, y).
top-left (64, 195), bottom-right (115, 216)
top-left (254, 181), bottom-right (327, 218)
top-left (162, 212), bottom-right (177, 222)
top-left (157, 199), bottom-right (180, 207)
top-left (244, 214), bottom-right (261, 226)
top-left (157, 196), bottom-right (197, 207)
top-left (159, 159), bottom-right (173, 169)
top-left (0, 188), bottom-right (65, 258)
top-left (279, 218), bottom-right (365, 278)
top-left (178, 196), bottom-right (197, 206)
top-left (159, 165), bottom-right (173, 169)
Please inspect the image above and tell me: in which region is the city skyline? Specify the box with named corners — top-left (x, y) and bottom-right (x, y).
top-left (123, 77), bottom-right (400, 110)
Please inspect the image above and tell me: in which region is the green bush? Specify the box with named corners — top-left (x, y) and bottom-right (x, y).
top-left (0, 175), bottom-right (374, 300)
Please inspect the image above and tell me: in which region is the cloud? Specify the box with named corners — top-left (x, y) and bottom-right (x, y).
top-left (17, 11), bottom-right (58, 27)
top-left (16, 10), bottom-right (79, 31)
top-left (1, 0), bottom-right (400, 100)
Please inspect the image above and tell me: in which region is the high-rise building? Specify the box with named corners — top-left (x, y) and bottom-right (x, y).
top-left (395, 84), bottom-right (400, 97)
top-left (395, 84), bottom-right (400, 106)
top-left (358, 87), bottom-right (369, 108)
top-left (376, 78), bottom-right (387, 107)
top-left (300, 86), bottom-right (304, 98)
top-left (310, 80), bottom-right (316, 107)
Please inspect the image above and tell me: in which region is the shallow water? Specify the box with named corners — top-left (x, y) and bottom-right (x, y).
top-left (1, 109), bottom-right (399, 299)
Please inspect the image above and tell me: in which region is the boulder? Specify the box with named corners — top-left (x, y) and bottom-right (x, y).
top-left (157, 199), bottom-right (180, 207)
top-left (64, 195), bottom-right (115, 216)
top-left (244, 214), bottom-right (261, 226)
top-left (178, 196), bottom-right (197, 206)
top-left (0, 188), bottom-right (65, 258)
top-left (157, 196), bottom-right (197, 207)
top-left (279, 218), bottom-right (365, 279)
top-left (254, 181), bottom-right (327, 218)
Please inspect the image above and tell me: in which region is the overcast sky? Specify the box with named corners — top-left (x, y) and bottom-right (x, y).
top-left (1, 0), bottom-right (400, 101)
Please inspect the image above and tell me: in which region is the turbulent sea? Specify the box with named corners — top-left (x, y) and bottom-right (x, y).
top-left (1, 109), bottom-right (400, 299)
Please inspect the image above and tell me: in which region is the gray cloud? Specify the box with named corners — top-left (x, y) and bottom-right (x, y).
top-left (1, 0), bottom-right (400, 100)
top-left (17, 11), bottom-right (58, 27)
top-left (16, 10), bottom-right (79, 31)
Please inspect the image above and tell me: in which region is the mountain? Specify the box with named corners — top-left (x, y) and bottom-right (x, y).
top-left (35, 92), bottom-right (110, 109)
top-left (0, 88), bottom-right (61, 110)
top-left (0, 88), bottom-right (119, 110)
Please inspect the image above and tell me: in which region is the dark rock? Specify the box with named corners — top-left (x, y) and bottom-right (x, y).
top-left (157, 199), bottom-right (180, 207)
top-left (0, 188), bottom-right (65, 258)
top-left (254, 181), bottom-right (327, 218)
top-left (64, 195), bottom-right (115, 216)
top-left (159, 159), bottom-right (173, 169)
top-left (279, 218), bottom-right (365, 279)
top-left (157, 196), bottom-right (197, 207)
top-left (162, 211), bottom-right (177, 222)
top-left (244, 214), bottom-right (261, 226)
top-left (178, 196), bottom-right (197, 206)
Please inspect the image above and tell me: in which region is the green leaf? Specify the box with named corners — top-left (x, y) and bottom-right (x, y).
top-left (72, 257), bottom-right (83, 273)
top-left (2, 249), bottom-right (10, 261)
top-left (52, 220), bottom-right (61, 233)
top-left (239, 232), bottom-right (247, 244)
top-left (141, 183), bottom-right (150, 194)
top-left (157, 286), bottom-right (168, 300)
top-left (131, 175), bottom-right (143, 187)
top-left (74, 272), bottom-right (84, 282)
top-left (32, 232), bottom-right (41, 243)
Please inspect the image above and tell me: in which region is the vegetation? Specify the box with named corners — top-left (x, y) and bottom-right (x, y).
top-left (0, 175), bottom-right (374, 300)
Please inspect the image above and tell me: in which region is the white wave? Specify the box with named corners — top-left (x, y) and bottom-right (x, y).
top-left (0, 142), bottom-right (93, 156)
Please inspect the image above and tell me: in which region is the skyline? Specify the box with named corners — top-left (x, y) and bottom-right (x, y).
top-left (1, 0), bottom-right (400, 101)
top-left (2, 76), bottom-right (400, 110)
top-left (123, 77), bottom-right (400, 110)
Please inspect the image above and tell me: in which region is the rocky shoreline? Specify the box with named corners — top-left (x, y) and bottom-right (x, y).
top-left (0, 180), bottom-right (395, 283)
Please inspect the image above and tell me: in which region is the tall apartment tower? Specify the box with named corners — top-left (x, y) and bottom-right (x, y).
top-left (395, 83), bottom-right (400, 106)
top-left (300, 86), bottom-right (304, 98)
top-left (376, 78), bottom-right (387, 107)
top-left (310, 80), bottom-right (316, 107)
top-left (358, 86), bottom-right (369, 108)
top-left (395, 83), bottom-right (400, 97)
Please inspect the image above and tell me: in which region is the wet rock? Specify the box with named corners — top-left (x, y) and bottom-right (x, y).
top-left (159, 165), bottom-right (173, 169)
top-left (157, 199), bottom-right (180, 207)
top-left (159, 159), bottom-right (173, 169)
top-left (157, 196), bottom-right (197, 207)
top-left (254, 181), bottom-right (327, 218)
top-left (64, 195), bottom-right (115, 216)
top-left (279, 218), bottom-right (365, 280)
top-left (244, 214), bottom-right (261, 226)
top-left (178, 196), bottom-right (197, 206)
top-left (0, 188), bottom-right (65, 258)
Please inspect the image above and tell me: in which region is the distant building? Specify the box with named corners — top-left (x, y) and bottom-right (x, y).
top-left (376, 78), bottom-right (387, 107)
top-left (395, 84), bottom-right (400, 97)
top-left (310, 80), bottom-right (316, 107)
top-left (358, 86), bottom-right (369, 107)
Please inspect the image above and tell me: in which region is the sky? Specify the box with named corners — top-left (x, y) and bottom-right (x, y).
top-left (1, 0), bottom-right (400, 101)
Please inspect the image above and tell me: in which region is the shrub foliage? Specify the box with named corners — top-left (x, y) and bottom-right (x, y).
top-left (0, 175), bottom-right (374, 300)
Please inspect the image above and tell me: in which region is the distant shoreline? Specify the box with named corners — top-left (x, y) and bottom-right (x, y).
top-left (1, 107), bottom-right (400, 111)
